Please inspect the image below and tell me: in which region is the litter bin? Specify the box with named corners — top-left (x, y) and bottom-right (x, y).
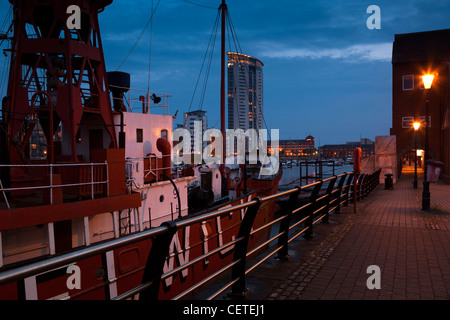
top-left (426, 160), bottom-right (444, 183)
top-left (384, 173), bottom-right (393, 190)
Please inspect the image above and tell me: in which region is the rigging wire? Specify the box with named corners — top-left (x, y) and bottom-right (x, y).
top-left (116, 0), bottom-right (161, 71)
top-left (0, 7), bottom-right (12, 98)
top-left (147, 0), bottom-right (154, 91)
top-left (199, 20), bottom-right (218, 110)
top-left (226, 10), bottom-right (242, 54)
top-left (188, 10), bottom-right (220, 112)
top-left (0, 7), bottom-right (12, 36)
top-left (188, 2), bottom-right (273, 141)
top-left (181, 0), bottom-right (216, 10)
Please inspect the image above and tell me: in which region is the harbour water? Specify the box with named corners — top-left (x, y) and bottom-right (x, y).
top-left (279, 162), bottom-right (354, 188)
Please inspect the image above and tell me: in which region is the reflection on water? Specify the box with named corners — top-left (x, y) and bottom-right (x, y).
top-left (279, 163), bottom-right (354, 187)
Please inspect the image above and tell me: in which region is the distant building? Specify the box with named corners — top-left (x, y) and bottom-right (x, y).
top-left (390, 29), bottom-right (450, 183)
top-left (227, 52), bottom-right (264, 131)
top-left (320, 139), bottom-right (374, 159)
top-left (277, 136), bottom-right (316, 158)
top-left (183, 110), bottom-right (207, 153)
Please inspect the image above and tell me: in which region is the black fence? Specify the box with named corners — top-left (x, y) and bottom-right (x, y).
top-left (0, 169), bottom-right (381, 300)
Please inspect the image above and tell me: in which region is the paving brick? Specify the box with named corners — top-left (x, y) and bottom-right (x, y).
top-left (261, 171), bottom-right (450, 300)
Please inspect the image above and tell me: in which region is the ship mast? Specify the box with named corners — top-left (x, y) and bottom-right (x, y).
top-left (220, 0), bottom-right (227, 173)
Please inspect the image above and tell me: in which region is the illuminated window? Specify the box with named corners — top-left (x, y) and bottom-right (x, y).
top-left (402, 117), bottom-right (413, 128)
top-left (161, 129), bottom-right (168, 140)
top-left (419, 116), bottom-right (431, 128)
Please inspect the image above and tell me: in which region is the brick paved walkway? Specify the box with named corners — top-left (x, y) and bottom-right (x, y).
top-left (265, 171), bottom-right (450, 300)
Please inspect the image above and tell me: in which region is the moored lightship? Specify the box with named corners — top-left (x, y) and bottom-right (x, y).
top-left (0, 0), bottom-right (281, 299)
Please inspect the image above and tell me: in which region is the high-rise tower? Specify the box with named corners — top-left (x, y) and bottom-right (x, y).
top-left (227, 52), bottom-right (263, 131)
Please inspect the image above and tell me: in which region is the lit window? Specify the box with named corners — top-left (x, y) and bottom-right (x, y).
top-left (419, 116), bottom-right (431, 128)
top-left (161, 129), bottom-right (168, 140)
top-left (402, 117), bottom-right (414, 128)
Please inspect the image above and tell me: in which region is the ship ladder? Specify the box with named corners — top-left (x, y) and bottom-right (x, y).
top-left (119, 209), bottom-right (132, 236)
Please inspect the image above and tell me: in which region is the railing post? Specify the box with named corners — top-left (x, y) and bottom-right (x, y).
top-left (343, 173), bottom-right (353, 206)
top-left (105, 161), bottom-right (109, 197)
top-left (228, 199), bottom-right (261, 299)
top-left (49, 164), bottom-right (53, 205)
top-left (139, 221), bottom-right (178, 300)
top-left (352, 173), bottom-right (359, 213)
top-left (357, 174), bottom-right (363, 200)
top-left (357, 174), bottom-right (365, 200)
top-left (322, 176), bottom-right (337, 224)
top-left (333, 173), bottom-right (347, 214)
top-left (366, 172), bottom-right (372, 195)
top-left (303, 181), bottom-right (323, 240)
top-left (0, 177), bottom-right (10, 209)
top-left (372, 171), bottom-right (376, 193)
top-left (90, 163), bottom-right (94, 199)
top-left (276, 187), bottom-right (301, 260)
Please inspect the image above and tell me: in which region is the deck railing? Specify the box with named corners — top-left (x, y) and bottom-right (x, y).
top-left (0, 169), bottom-right (381, 300)
top-left (109, 85), bottom-right (171, 115)
top-left (0, 162), bottom-right (109, 209)
top-left (125, 154), bottom-right (182, 188)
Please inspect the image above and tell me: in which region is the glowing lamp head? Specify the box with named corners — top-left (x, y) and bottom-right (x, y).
top-left (413, 122), bottom-right (421, 131)
top-left (422, 74), bottom-right (434, 89)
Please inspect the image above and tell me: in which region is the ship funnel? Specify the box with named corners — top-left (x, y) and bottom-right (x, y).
top-left (107, 71), bottom-right (130, 112)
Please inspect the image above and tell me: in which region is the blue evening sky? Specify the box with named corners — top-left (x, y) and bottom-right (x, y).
top-left (1, 0), bottom-right (450, 146)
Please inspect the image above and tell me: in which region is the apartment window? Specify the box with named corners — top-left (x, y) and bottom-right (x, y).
top-left (402, 75), bottom-right (414, 90)
top-left (402, 117), bottom-right (414, 128)
top-left (419, 116), bottom-right (431, 127)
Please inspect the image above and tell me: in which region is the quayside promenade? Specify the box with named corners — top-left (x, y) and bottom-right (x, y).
top-left (244, 169), bottom-right (450, 300)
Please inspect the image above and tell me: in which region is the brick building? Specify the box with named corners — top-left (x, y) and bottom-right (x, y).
top-left (390, 29), bottom-right (450, 183)
top-left (277, 136), bottom-right (315, 158)
top-left (320, 139), bottom-right (375, 160)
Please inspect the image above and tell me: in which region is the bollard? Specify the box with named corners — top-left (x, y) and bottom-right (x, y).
top-left (384, 173), bottom-right (393, 190)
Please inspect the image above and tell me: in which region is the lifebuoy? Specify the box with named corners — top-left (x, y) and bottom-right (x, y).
top-left (353, 147), bottom-right (362, 172)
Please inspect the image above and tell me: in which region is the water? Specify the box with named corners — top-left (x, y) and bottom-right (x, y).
top-left (279, 163), bottom-right (354, 188)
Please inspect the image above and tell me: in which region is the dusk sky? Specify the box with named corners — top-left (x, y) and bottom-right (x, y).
top-left (1, 0), bottom-right (450, 146)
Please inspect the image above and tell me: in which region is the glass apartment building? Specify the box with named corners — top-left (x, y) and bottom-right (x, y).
top-left (227, 52), bottom-right (264, 131)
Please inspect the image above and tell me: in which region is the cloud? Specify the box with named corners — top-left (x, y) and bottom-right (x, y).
top-left (103, 30), bottom-right (143, 42)
top-left (259, 42), bottom-right (392, 62)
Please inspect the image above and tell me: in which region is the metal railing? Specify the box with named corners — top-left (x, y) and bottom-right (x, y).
top-left (0, 169), bottom-right (381, 299)
top-left (109, 85), bottom-right (171, 115)
top-left (0, 162), bottom-right (109, 209)
top-left (125, 154), bottom-right (187, 191)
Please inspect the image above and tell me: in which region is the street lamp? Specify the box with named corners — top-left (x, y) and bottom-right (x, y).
top-left (421, 73), bottom-right (434, 211)
top-left (413, 121), bottom-right (420, 189)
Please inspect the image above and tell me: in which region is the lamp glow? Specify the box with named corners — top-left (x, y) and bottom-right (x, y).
top-left (422, 74), bottom-right (434, 89)
top-left (413, 121), bottom-right (421, 131)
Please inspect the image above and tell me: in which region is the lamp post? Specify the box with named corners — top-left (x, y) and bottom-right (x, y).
top-left (421, 74), bottom-right (434, 211)
top-left (413, 121), bottom-right (420, 189)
